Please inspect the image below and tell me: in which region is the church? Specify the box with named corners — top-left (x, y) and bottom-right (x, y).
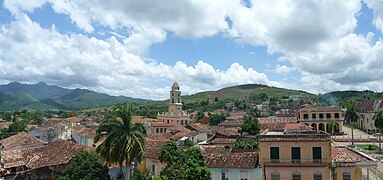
top-left (157, 81), bottom-right (192, 125)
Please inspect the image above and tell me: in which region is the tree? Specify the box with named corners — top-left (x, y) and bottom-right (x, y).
top-left (345, 103), bottom-right (358, 148)
top-left (131, 170), bottom-right (161, 180)
top-left (374, 109), bottom-right (383, 154)
top-left (159, 141), bottom-right (210, 180)
top-left (58, 151), bottom-right (110, 180)
top-left (327, 119), bottom-right (336, 140)
top-left (239, 115), bottom-right (260, 135)
top-left (208, 113), bottom-right (226, 125)
top-left (94, 104), bottom-right (146, 180)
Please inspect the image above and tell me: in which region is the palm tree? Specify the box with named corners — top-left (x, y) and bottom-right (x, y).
top-left (94, 104), bottom-right (147, 180)
top-left (374, 109), bottom-right (383, 154)
top-left (345, 103), bottom-right (358, 148)
top-left (327, 119), bottom-right (336, 140)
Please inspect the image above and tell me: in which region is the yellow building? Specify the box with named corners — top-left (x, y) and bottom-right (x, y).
top-left (297, 106), bottom-right (344, 134)
top-left (157, 81), bottom-right (192, 126)
top-left (259, 129), bottom-right (332, 180)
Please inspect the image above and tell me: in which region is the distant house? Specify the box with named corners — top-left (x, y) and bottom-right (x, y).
top-left (0, 132), bottom-right (82, 179)
top-left (201, 145), bottom-right (261, 180)
top-left (71, 124), bottom-right (97, 147)
top-left (355, 100), bottom-right (383, 133)
top-left (138, 137), bottom-right (169, 176)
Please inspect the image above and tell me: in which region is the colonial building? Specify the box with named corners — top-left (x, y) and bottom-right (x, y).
top-left (157, 81), bottom-right (192, 126)
top-left (259, 129), bottom-right (332, 180)
top-left (297, 106), bottom-right (344, 134)
top-left (355, 99), bottom-right (383, 133)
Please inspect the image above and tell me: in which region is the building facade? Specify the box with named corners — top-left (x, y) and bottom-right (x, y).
top-left (355, 100), bottom-right (383, 133)
top-left (297, 106), bottom-right (344, 134)
top-left (259, 129), bottom-right (332, 180)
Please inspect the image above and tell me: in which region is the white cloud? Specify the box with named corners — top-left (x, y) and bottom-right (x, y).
top-left (0, 13), bottom-right (278, 100)
top-left (1, 0), bottom-right (383, 98)
top-left (275, 65), bottom-right (293, 75)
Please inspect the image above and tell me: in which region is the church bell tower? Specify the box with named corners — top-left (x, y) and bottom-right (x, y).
top-left (169, 81), bottom-right (182, 116)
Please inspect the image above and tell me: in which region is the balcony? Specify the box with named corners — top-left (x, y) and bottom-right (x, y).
top-left (298, 117), bottom-right (344, 122)
top-left (262, 158), bottom-right (330, 167)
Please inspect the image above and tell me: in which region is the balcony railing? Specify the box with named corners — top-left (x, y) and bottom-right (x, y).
top-left (299, 117), bottom-right (344, 122)
top-left (262, 158), bottom-right (330, 167)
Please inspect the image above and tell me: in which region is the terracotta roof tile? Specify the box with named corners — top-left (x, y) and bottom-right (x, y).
top-left (144, 140), bottom-right (169, 159)
top-left (186, 123), bottom-right (212, 133)
top-left (150, 122), bottom-right (178, 127)
top-left (146, 132), bottom-right (173, 141)
top-left (199, 145), bottom-right (225, 154)
top-left (211, 126), bottom-right (240, 136)
top-left (332, 146), bottom-right (371, 167)
top-left (218, 119), bottom-right (243, 127)
top-left (170, 131), bottom-right (196, 141)
top-left (258, 117), bottom-right (297, 124)
top-left (0, 132), bottom-right (45, 150)
top-left (210, 138), bottom-right (237, 144)
top-left (204, 152), bottom-right (258, 168)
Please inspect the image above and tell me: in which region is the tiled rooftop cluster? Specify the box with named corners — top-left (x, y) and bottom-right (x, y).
top-left (0, 132), bottom-right (82, 176)
top-left (356, 99), bottom-right (383, 113)
top-left (299, 105), bottom-right (342, 112)
top-left (332, 146), bottom-right (374, 167)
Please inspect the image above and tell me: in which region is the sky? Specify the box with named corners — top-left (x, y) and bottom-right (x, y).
top-left (0, 0), bottom-right (383, 100)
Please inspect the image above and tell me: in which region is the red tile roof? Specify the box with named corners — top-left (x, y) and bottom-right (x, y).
top-left (332, 146), bottom-right (372, 167)
top-left (211, 126), bottom-right (240, 136)
top-left (170, 131), bottom-right (196, 141)
top-left (284, 123), bottom-right (312, 130)
top-left (144, 140), bottom-right (169, 159)
top-left (204, 152), bottom-right (258, 168)
top-left (146, 132), bottom-right (173, 141)
top-left (186, 123), bottom-right (212, 133)
top-left (258, 117), bottom-right (297, 124)
top-left (0, 132), bottom-right (45, 150)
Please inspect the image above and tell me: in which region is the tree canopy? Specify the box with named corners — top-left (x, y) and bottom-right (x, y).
top-left (239, 114), bottom-right (260, 135)
top-left (58, 151), bottom-right (110, 180)
top-left (208, 113), bottom-right (226, 125)
top-left (158, 141), bottom-right (211, 180)
top-left (374, 109), bottom-right (383, 130)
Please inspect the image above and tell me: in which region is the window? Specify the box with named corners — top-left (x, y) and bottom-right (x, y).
top-left (319, 113), bottom-right (324, 119)
top-left (291, 147), bottom-right (301, 163)
top-left (221, 171), bottom-right (229, 180)
top-left (313, 147), bottom-right (322, 163)
top-left (240, 171), bottom-right (248, 180)
top-left (292, 173), bottom-right (301, 180)
top-left (181, 120), bottom-right (184, 125)
top-left (271, 173), bottom-right (280, 180)
top-left (156, 128), bottom-right (159, 133)
top-left (270, 147), bottom-right (279, 163)
top-left (152, 164), bottom-right (156, 174)
top-left (211, 171), bottom-right (215, 180)
top-left (303, 114), bottom-right (309, 119)
top-left (167, 120), bottom-right (169, 123)
top-left (314, 174), bottom-right (322, 180)
top-left (326, 113), bottom-right (331, 119)
top-left (172, 98), bottom-right (174, 103)
top-left (312, 113), bottom-right (317, 119)
top-left (342, 172), bottom-right (351, 180)
top-left (335, 113), bottom-right (340, 118)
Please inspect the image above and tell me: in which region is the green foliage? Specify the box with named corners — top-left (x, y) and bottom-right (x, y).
top-left (0, 120), bottom-right (28, 139)
top-left (319, 90), bottom-right (381, 106)
top-left (0, 113), bottom-right (12, 121)
top-left (240, 115), bottom-right (260, 135)
top-left (374, 109), bottom-right (383, 131)
top-left (327, 119), bottom-right (336, 134)
top-left (19, 111), bottom-right (44, 125)
top-left (131, 170), bottom-right (161, 180)
top-left (58, 151), bottom-right (110, 180)
top-left (356, 144), bottom-right (382, 154)
top-left (183, 139), bottom-right (194, 147)
top-left (208, 113), bottom-right (226, 125)
top-left (94, 104), bottom-right (146, 179)
top-left (159, 141), bottom-right (211, 180)
top-left (345, 103), bottom-right (358, 125)
top-left (233, 140), bottom-right (258, 149)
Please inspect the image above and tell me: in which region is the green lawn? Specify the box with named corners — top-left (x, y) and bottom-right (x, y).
top-left (356, 144), bottom-right (382, 154)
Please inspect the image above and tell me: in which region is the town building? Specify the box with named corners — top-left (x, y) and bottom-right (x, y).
top-left (259, 129), bottom-right (332, 180)
top-left (157, 81), bottom-right (192, 126)
top-left (297, 106), bottom-right (344, 134)
top-left (355, 99), bottom-right (383, 133)
top-left (0, 132), bottom-right (82, 179)
top-left (332, 145), bottom-right (376, 180)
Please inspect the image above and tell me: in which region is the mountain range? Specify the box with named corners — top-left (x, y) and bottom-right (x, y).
top-left (0, 82), bottom-right (148, 111)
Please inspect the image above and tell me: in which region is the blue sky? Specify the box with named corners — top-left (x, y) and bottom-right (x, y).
top-left (0, 0), bottom-right (383, 99)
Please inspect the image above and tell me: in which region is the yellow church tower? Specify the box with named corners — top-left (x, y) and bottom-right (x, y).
top-left (168, 81), bottom-right (182, 116)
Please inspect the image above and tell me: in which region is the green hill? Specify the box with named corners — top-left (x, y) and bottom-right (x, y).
top-left (319, 90), bottom-right (383, 106)
top-left (182, 84), bottom-right (316, 102)
top-left (0, 82), bottom-right (149, 111)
